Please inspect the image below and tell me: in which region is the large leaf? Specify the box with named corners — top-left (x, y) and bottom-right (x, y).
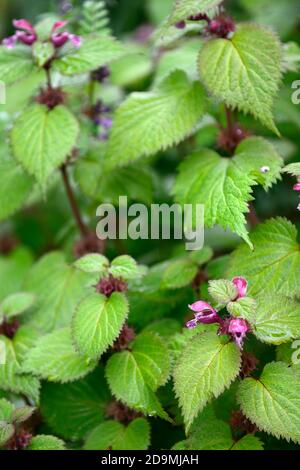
top-left (53, 35), bottom-right (126, 76)
top-left (0, 326), bottom-right (40, 403)
top-left (40, 367), bottom-right (110, 441)
top-left (174, 331), bottom-right (241, 431)
top-left (24, 252), bottom-right (93, 333)
top-left (106, 71), bottom-right (206, 168)
top-left (0, 46), bottom-right (34, 85)
top-left (238, 362), bottom-right (300, 444)
top-left (23, 328), bottom-right (97, 383)
top-left (106, 332), bottom-right (171, 420)
top-left (11, 105), bottom-right (79, 188)
top-left (0, 156), bottom-right (33, 222)
top-left (72, 292), bottom-right (129, 360)
top-left (198, 24), bottom-right (282, 133)
top-left (228, 218), bottom-right (300, 298)
top-left (84, 418), bottom-right (150, 450)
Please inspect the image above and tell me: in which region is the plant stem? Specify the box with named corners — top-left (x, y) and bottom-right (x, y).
top-left (61, 164), bottom-right (89, 236)
top-left (248, 203), bottom-right (260, 227)
top-left (225, 105), bottom-right (233, 135)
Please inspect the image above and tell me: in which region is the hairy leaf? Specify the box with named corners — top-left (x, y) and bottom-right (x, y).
top-left (27, 435), bottom-right (66, 450)
top-left (0, 46), bottom-right (34, 85)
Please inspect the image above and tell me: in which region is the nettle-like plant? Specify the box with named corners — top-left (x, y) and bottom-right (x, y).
top-left (0, 0), bottom-right (300, 451)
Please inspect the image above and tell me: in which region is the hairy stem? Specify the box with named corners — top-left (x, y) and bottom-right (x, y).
top-left (61, 164), bottom-right (88, 236)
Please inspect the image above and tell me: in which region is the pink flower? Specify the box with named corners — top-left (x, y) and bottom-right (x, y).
top-left (232, 277), bottom-right (247, 300)
top-left (2, 35), bottom-right (18, 49)
top-left (293, 183), bottom-right (300, 191)
top-left (13, 19), bottom-right (35, 33)
top-left (52, 21), bottom-right (68, 31)
top-left (69, 34), bottom-right (82, 47)
top-left (186, 301), bottom-right (220, 329)
top-left (228, 318), bottom-right (249, 349)
top-left (51, 31), bottom-right (70, 48)
top-left (2, 19), bottom-right (37, 48)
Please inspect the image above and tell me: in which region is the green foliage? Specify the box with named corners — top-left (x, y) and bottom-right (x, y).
top-left (0, 46), bottom-right (34, 85)
top-left (27, 435), bottom-right (66, 450)
top-left (80, 0), bottom-right (111, 35)
top-left (198, 24), bottom-right (282, 133)
top-left (106, 71), bottom-right (206, 168)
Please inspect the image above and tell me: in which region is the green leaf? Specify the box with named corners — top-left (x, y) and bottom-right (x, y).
top-left (40, 366), bottom-right (110, 441)
top-left (11, 105), bottom-right (79, 188)
top-left (80, 0), bottom-right (111, 35)
top-left (165, 0), bottom-right (222, 26)
top-left (32, 41), bottom-right (55, 67)
top-left (231, 434), bottom-right (264, 450)
top-left (23, 328), bottom-right (97, 383)
top-left (0, 327), bottom-right (40, 403)
top-left (231, 295), bottom-right (300, 345)
top-left (173, 148), bottom-right (256, 247)
top-left (74, 253), bottom-right (109, 274)
top-left (227, 297), bottom-right (257, 320)
top-left (198, 24), bottom-right (282, 134)
top-left (24, 252), bottom-right (93, 333)
top-left (174, 331), bottom-right (241, 431)
top-left (109, 255), bottom-right (139, 280)
top-left (0, 46), bottom-right (34, 85)
top-left (162, 259), bottom-right (198, 289)
top-left (72, 292), bottom-right (129, 360)
top-left (53, 35), bottom-right (126, 76)
top-left (228, 218), bottom-right (300, 298)
top-left (0, 156), bottom-right (33, 222)
top-left (0, 247), bottom-right (33, 302)
top-left (106, 332), bottom-right (171, 420)
top-left (283, 162), bottom-right (300, 178)
top-left (12, 406), bottom-right (35, 424)
top-left (27, 435), bottom-right (65, 450)
top-left (0, 422), bottom-right (14, 447)
top-left (238, 362), bottom-right (300, 444)
top-left (208, 279), bottom-right (237, 305)
top-left (106, 71), bottom-right (206, 168)
top-left (1, 292), bottom-right (35, 319)
top-left (233, 137), bottom-right (283, 190)
top-left (85, 418), bottom-right (151, 450)
top-left (0, 399), bottom-right (14, 422)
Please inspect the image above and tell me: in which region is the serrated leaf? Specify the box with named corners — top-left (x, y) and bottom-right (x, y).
top-left (283, 162), bottom-right (300, 178)
top-left (0, 327), bottom-right (40, 403)
top-left (208, 279), bottom-right (237, 305)
top-left (74, 253), bottom-right (109, 274)
top-left (232, 296), bottom-right (300, 345)
top-left (40, 366), bottom-right (110, 441)
top-left (0, 46), bottom-right (34, 85)
top-left (228, 218), bottom-right (300, 298)
top-left (24, 252), bottom-right (93, 333)
top-left (106, 71), bottom-right (206, 169)
top-left (0, 399), bottom-right (14, 422)
top-left (162, 259), bottom-right (198, 289)
top-left (0, 422), bottom-right (14, 447)
top-left (11, 105), bottom-right (79, 188)
top-left (238, 362), bottom-right (300, 444)
top-left (173, 148), bottom-right (256, 247)
top-left (165, 0), bottom-right (222, 26)
top-left (85, 418), bottom-right (150, 450)
top-left (23, 328), bottom-right (97, 383)
top-left (32, 41), bottom-right (55, 67)
top-left (72, 292), bottom-right (129, 360)
top-left (27, 435), bottom-right (65, 450)
top-left (53, 35), bottom-right (126, 76)
top-left (231, 434), bottom-right (263, 450)
top-left (1, 292), bottom-right (35, 319)
top-left (12, 406), bottom-right (35, 424)
top-left (198, 24), bottom-right (282, 134)
top-left (227, 297), bottom-right (257, 320)
top-left (106, 333), bottom-right (171, 420)
top-left (109, 255), bottom-right (139, 280)
top-left (174, 331), bottom-right (241, 431)
top-left (0, 156), bottom-right (33, 222)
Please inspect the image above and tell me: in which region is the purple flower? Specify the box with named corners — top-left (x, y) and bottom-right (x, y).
top-left (297, 204), bottom-right (300, 211)
top-left (293, 183), bottom-right (300, 191)
top-left (232, 277), bottom-right (247, 300)
top-left (175, 21), bottom-right (186, 29)
top-left (2, 35), bottom-right (18, 49)
top-left (2, 18), bottom-right (37, 48)
top-left (228, 318), bottom-right (249, 349)
top-left (51, 31), bottom-right (70, 48)
top-left (186, 301), bottom-right (220, 329)
top-left (69, 34), bottom-right (82, 47)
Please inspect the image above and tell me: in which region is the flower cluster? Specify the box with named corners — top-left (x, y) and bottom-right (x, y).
top-left (2, 19), bottom-right (81, 50)
top-left (186, 277), bottom-right (250, 349)
top-left (175, 12), bottom-right (235, 39)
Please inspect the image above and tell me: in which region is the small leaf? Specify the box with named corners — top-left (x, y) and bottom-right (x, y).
top-left (74, 253), bottom-right (109, 274)
top-left (208, 279), bottom-right (237, 305)
top-left (174, 331), bottom-right (241, 431)
top-left (1, 292), bottom-right (35, 319)
top-left (162, 259), bottom-right (198, 289)
top-left (11, 105), bottom-right (79, 188)
top-left (106, 71), bottom-right (206, 168)
top-left (32, 41), bottom-right (55, 67)
top-left (106, 332), bottom-right (171, 420)
top-left (40, 366), bottom-right (110, 441)
top-left (227, 297), bottom-right (257, 320)
top-left (283, 162), bottom-right (300, 178)
top-left (27, 435), bottom-right (66, 450)
top-left (53, 35), bottom-right (126, 76)
top-left (72, 292), bottom-right (129, 360)
top-left (231, 434), bottom-right (264, 450)
top-left (165, 0), bottom-right (222, 27)
top-left (198, 24), bottom-right (282, 133)
top-left (109, 255), bottom-right (139, 280)
top-left (0, 46), bottom-right (34, 85)
top-left (12, 406), bottom-right (35, 424)
top-left (0, 399), bottom-right (14, 422)
top-left (23, 328), bottom-right (97, 383)
top-left (238, 362), bottom-right (300, 444)
top-left (0, 422), bottom-right (14, 447)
